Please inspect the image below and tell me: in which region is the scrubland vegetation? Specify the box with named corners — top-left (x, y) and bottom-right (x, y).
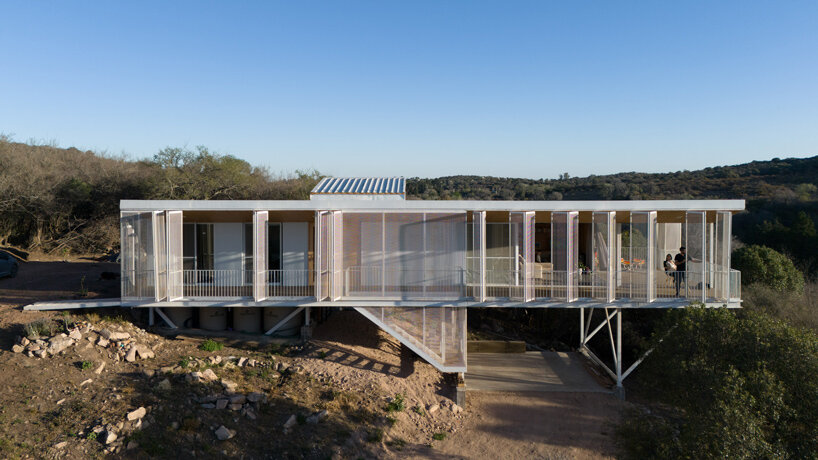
top-left (0, 138), bottom-right (321, 254)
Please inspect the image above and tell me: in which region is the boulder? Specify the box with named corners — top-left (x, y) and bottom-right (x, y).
top-left (135, 345), bottom-right (154, 360)
top-left (99, 329), bottom-right (131, 341)
top-left (214, 425), bottom-right (235, 441)
top-left (12, 344), bottom-right (24, 353)
top-left (229, 403), bottom-right (243, 411)
top-left (95, 362), bottom-right (106, 375)
top-left (228, 394), bottom-right (246, 404)
top-left (157, 379), bottom-right (171, 391)
top-left (201, 368), bottom-right (218, 381)
top-left (97, 338), bottom-right (110, 348)
top-left (48, 336), bottom-right (74, 354)
top-left (201, 403), bottom-right (216, 409)
top-left (68, 329), bottom-right (82, 341)
top-left (103, 430), bottom-right (118, 445)
top-left (216, 399), bottom-right (228, 410)
top-left (125, 348), bottom-right (137, 362)
top-left (427, 403), bottom-right (440, 414)
top-left (127, 407), bottom-right (147, 421)
top-left (238, 357), bottom-right (247, 367)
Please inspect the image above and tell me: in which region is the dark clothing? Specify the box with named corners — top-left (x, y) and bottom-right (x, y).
top-left (674, 253), bottom-right (686, 272)
top-left (674, 253), bottom-right (686, 296)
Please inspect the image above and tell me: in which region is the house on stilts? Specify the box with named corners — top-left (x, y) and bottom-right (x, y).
top-left (120, 177), bottom-right (743, 391)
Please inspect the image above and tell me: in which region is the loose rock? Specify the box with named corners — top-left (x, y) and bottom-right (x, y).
top-left (127, 407), bottom-right (147, 421)
top-left (214, 425), bottom-right (235, 441)
top-left (157, 379), bottom-right (171, 391)
top-left (283, 414), bottom-right (297, 432)
top-left (95, 362), bottom-right (106, 375)
top-left (48, 336), bottom-right (74, 355)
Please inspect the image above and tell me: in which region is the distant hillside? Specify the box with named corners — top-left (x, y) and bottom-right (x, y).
top-left (407, 156), bottom-right (818, 201)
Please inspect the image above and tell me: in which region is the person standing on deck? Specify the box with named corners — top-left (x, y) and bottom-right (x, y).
top-left (674, 247), bottom-right (687, 296)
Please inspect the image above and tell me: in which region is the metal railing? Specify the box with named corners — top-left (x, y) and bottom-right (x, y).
top-left (183, 269), bottom-right (253, 298)
top-left (127, 265), bottom-right (743, 304)
top-left (265, 270), bottom-right (314, 298)
top-left (343, 266), bottom-right (466, 299)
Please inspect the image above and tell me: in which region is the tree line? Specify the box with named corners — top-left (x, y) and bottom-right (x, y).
top-left (0, 140), bottom-right (320, 254)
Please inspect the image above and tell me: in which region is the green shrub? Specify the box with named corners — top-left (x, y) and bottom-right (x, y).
top-left (432, 432), bottom-right (447, 441)
top-left (24, 318), bottom-right (58, 338)
top-left (617, 307), bottom-right (818, 459)
top-left (732, 245), bottom-right (804, 293)
top-left (385, 394), bottom-right (406, 413)
top-left (80, 361), bottom-right (93, 370)
top-left (198, 339), bottom-right (223, 352)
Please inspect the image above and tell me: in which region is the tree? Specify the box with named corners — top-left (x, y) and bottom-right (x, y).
top-left (732, 245), bottom-right (804, 294)
top-left (617, 307), bottom-right (818, 459)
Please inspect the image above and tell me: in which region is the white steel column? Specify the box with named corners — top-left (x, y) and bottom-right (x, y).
top-left (152, 211), bottom-right (167, 302)
top-left (474, 211), bottom-right (486, 302)
top-left (166, 211), bottom-right (184, 301)
top-left (315, 211), bottom-right (322, 301)
top-left (331, 211), bottom-right (343, 300)
top-left (253, 211), bottom-right (269, 302)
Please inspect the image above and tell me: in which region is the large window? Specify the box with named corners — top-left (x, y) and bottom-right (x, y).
top-left (182, 223), bottom-right (214, 270)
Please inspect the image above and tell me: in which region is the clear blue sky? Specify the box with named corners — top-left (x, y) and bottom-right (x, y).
top-left (1, 1), bottom-right (817, 179)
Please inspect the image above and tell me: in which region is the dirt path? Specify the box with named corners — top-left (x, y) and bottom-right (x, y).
top-left (420, 392), bottom-right (620, 459)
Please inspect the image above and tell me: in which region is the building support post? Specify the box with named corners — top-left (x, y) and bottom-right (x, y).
top-left (301, 306), bottom-right (313, 341)
top-left (455, 372), bottom-right (466, 407)
top-left (614, 307), bottom-right (625, 400)
top-left (149, 307), bottom-right (155, 327)
top-left (579, 307), bottom-right (585, 345)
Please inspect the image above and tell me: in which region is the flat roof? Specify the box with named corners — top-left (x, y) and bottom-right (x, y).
top-left (121, 199), bottom-right (745, 212)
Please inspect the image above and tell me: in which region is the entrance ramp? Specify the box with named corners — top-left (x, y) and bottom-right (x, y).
top-left (467, 351), bottom-right (611, 393)
top-left (354, 306), bottom-right (466, 373)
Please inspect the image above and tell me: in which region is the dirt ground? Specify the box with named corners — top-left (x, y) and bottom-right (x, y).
top-left (0, 256), bottom-right (624, 459)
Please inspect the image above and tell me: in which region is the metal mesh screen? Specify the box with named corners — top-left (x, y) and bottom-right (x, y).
top-left (629, 212), bottom-right (656, 302)
top-left (685, 211), bottom-right (707, 302)
top-left (714, 211), bottom-right (732, 301)
top-left (355, 306), bottom-right (466, 371)
top-left (120, 212), bottom-right (154, 301)
top-left (592, 212), bottom-right (616, 301)
top-left (552, 212), bottom-right (578, 301)
top-left (342, 212), bottom-right (466, 300)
